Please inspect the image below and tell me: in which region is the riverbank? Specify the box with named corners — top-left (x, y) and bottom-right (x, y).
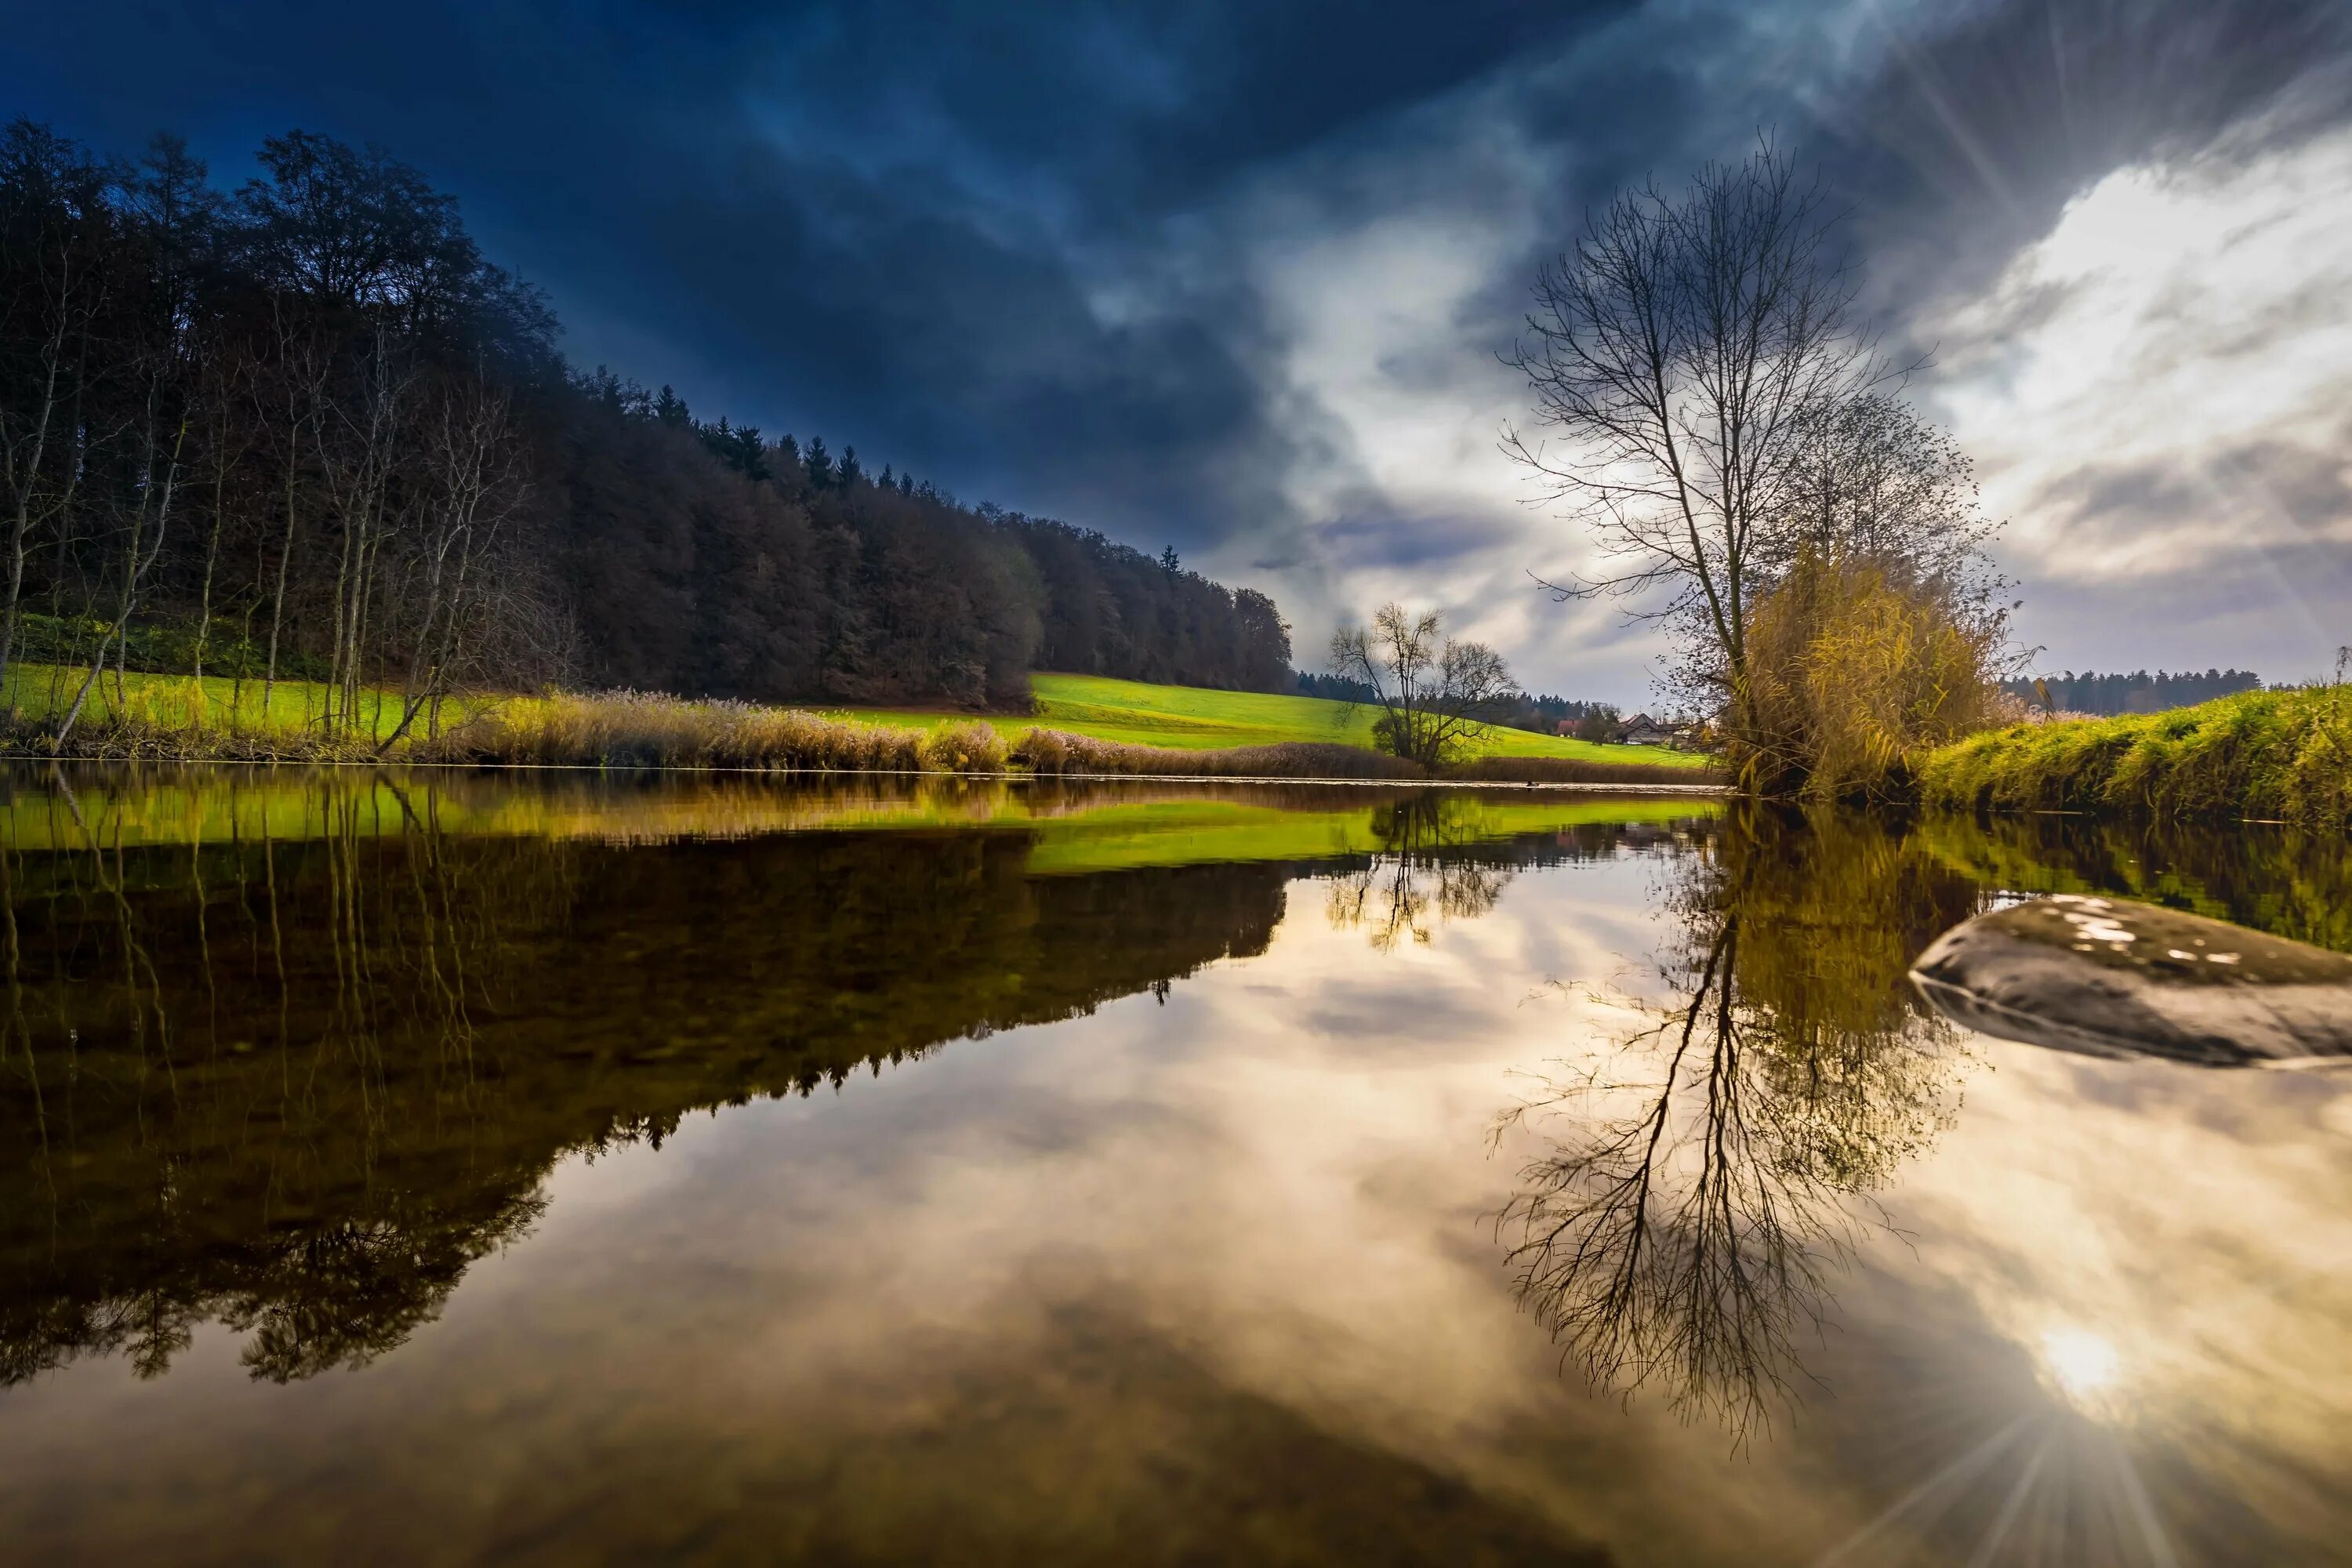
top-left (1918, 684), bottom-right (2351, 829)
top-left (0, 673), bottom-right (1722, 788)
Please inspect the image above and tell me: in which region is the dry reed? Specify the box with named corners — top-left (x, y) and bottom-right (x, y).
top-left (1454, 755), bottom-right (1723, 787)
top-left (1014, 728), bottom-right (1426, 779)
top-left (412, 691), bottom-right (971, 771)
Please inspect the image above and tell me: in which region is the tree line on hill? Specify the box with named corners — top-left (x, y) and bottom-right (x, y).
top-left (1297, 670), bottom-right (1618, 738)
top-left (2002, 669), bottom-right (2262, 717)
top-left (0, 118), bottom-right (1292, 740)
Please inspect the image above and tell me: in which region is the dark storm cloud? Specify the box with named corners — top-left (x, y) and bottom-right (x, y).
top-left (0, 1), bottom-right (1636, 558)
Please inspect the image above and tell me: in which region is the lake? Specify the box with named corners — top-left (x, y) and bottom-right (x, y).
top-left (1, 766), bottom-right (2347, 1566)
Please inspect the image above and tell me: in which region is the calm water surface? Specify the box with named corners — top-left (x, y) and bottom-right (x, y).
top-left (1, 766), bottom-right (2347, 1566)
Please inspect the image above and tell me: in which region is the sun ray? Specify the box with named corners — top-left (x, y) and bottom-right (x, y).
top-left (1814, 1414), bottom-right (2037, 1566)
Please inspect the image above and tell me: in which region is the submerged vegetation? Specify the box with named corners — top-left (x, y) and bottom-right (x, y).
top-left (1918, 681), bottom-right (2352, 830)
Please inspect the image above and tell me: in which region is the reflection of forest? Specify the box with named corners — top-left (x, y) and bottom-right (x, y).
top-left (0, 774), bottom-right (1704, 1391)
top-left (0, 816), bottom-right (1292, 1387)
top-left (1323, 798), bottom-right (1706, 949)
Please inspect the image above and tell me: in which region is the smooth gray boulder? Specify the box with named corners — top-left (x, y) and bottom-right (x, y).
top-left (1909, 894), bottom-right (2352, 1067)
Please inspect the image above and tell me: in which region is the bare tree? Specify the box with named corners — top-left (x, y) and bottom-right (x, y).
top-left (1777, 391), bottom-right (2001, 589)
top-left (1328, 603), bottom-right (1515, 768)
top-left (1503, 138), bottom-right (1887, 766)
top-left (53, 342), bottom-right (194, 746)
top-left (0, 123), bottom-right (110, 693)
top-left (253, 299), bottom-right (329, 720)
top-left (312, 331), bottom-right (412, 735)
top-left (377, 372), bottom-right (527, 750)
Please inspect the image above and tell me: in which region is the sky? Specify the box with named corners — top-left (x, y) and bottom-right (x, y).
top-left (8, 0), bottom-right (2349, 702)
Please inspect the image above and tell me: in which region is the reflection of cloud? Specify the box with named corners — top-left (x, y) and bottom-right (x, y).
top-left (7, 833), bottom-right (2348, 1561)
top-left (1877, 1045), bottom-right (2352, 1560)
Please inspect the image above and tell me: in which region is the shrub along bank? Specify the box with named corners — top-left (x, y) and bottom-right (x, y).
top-left (1918, 685), bottom-right (2352, 829)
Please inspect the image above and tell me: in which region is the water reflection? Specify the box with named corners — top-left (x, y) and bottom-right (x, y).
top-left (2, 767), bottom-right (2347, 1564)
top-left (1327, 798), bottom-right (1515, 949)
top-left (1497, 806), bottom-right (1981, 1441)
top-left (0, 766), bottom-right (1686, 1391)
top-left (0, 775), bottom-right (1303, 1386)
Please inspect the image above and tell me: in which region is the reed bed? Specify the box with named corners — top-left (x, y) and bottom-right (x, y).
top-left (0, 710), bottom-right (380, 764)
top-left (3, 683), bottom-right (1730, 788)
top-left (1014, 728), bottom-right (1426, 779)
top-left (1453, 754), bottom-right (1725, 787)
top-left (414, 692), bottom-right (1008, 773)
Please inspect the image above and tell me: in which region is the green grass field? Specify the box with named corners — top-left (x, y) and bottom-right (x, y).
top-left (1, 661), bottom-right (485, 742)
top-left (828, 673), bottom-right (1705, 768)
top-left (2, 662), bottom-right (1706, 773)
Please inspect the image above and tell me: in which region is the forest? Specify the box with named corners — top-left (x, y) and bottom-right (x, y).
top-left (2000, 668), bottom-right (2263, 716)
top-left (0, 119), bottom-right (1295, 737)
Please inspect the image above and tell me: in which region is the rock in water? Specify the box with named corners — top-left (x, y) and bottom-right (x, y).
top-left (1910, 894), bottom-right (2352, 1067)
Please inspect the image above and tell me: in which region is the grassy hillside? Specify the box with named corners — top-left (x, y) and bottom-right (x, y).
top-left (1918, 684), bottom-right (2352, 829)
top-left (831, 673), bottom-right (1707, 768)
top-left (0, 662), bottom-right (1710, 777)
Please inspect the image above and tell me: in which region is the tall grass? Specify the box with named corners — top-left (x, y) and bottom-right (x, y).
top-left (1454, 755), bottom-right (1724, 787)
top-left (0, 708), bottom-right (381, 764)
top-left (1014, 728), bottom-right (1427, 779)
top-left (1918, 683), bottom-right (2352, 829)
top-left (413, 691), bottom-right (1008, 773)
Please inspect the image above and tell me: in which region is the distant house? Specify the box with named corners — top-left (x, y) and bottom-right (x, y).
top-left (1620, 713), bottom-right (1673, 747)
top-left (1554, 718), bottom-right (1577, 737)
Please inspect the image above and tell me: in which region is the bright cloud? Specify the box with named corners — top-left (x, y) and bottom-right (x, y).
top-left (1926, 120), bottom-right (2352, 668)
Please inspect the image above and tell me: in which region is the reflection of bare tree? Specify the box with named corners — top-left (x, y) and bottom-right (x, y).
top-left (1496, 806), bottom-right (1979, 1442)
top-left (1326, 797), bottom-right (1515, 949)
top-left (1497, 914), bottom-right (1860, 1440)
